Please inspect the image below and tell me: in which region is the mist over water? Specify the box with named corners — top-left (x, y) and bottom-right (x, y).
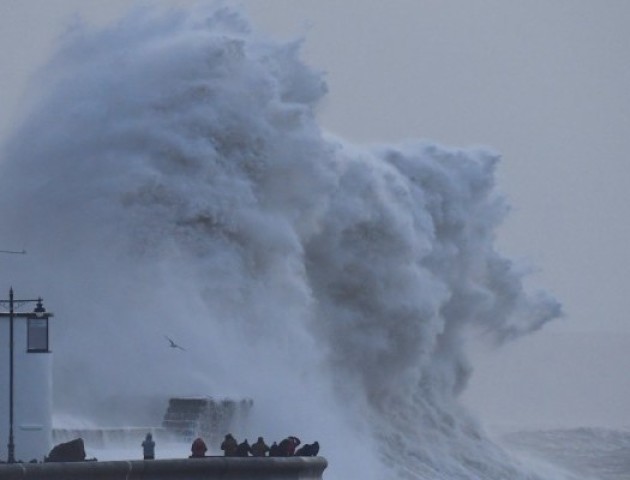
top-left (0, 6), bottom-right (565, 479)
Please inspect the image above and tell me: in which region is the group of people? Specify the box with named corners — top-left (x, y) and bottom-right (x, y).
top-left (190, 434), bottom-right (319, 458)
top-left (142, 432), bottom-right (319, 460)
top-left (218, 434), bottom-right (319, 457)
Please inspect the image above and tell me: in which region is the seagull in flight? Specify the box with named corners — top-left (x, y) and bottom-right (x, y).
top-left (165, 335), bottom-right (186, 351)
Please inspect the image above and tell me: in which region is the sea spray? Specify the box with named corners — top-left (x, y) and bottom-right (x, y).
top-left (0, 5), bottom-right (565, 479)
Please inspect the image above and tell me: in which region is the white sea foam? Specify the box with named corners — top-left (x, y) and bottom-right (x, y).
top-left (0, 5), bottom-right (566, 479)
top-left (501, 427), bottom-right (630, 480)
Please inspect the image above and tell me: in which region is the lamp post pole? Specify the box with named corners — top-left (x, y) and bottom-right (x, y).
top-left (7, 288), bottom-right (14, 464)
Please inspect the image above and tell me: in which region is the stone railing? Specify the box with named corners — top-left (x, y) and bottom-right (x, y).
top-left (0, 456), bottom-right (327, 480)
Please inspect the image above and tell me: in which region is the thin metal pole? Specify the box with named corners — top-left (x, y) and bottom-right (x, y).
top-left (0, 250), bottom-right (30, 463)
top-left (7, 288), bottom-right (14, 463)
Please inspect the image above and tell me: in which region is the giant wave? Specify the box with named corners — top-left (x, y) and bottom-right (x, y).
top-left (0, 6), bottom-right (566, 479)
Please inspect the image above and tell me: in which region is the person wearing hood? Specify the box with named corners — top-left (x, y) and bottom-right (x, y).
top-left (142, 433), bottom-right (155, 460)
top-left (221, 433), bottom-right (238, 457)
top-left (269, 441), bottom-right (280, 457)
top-left (251, 437), bottom-right (270, 457)
top-left (190, 437), bottom-right (207, 458)
top-left (235, 439), bottom-right (252, 457)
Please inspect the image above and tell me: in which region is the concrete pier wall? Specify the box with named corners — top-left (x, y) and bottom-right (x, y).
top-left (0, 456), bottom-right (327, 480)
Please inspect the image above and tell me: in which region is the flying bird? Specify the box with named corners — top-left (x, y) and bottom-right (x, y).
top-left (165, 335), bottom-right (186, 351)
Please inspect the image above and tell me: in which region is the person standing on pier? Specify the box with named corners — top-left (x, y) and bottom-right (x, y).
top-left (190, 437), bottom-right (208, 458)
top-left (221, 433), bottom-right (238, 456)
top-left (142, 433), bottom-right (155, 460)
top-left (251, 437), bottom-right (270, 457)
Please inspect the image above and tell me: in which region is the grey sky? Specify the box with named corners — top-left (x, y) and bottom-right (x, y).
top-left (1, 0), bottom-right (628, 428)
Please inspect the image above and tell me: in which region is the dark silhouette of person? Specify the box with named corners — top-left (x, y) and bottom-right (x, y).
top-left (142, 433), bottom-right (155, 460)
top-left (277, 438), bottom-right (290, 456)
top-left (295, 441), bottom-right (319, 456)
top-left (235, 439), bottom-right (252, 457)
top-left (190, 437), bottom-right (207, 458)
top-left (221, 433), bottom-right (238, 457)
top-left (251, 437), bottom-right (270, 457)
top-left (278, 436), bottom-right (300, 456)
top-left (269, 441), bottom-right (280, 457)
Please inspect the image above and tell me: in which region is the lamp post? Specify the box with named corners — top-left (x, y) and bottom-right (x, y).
top-left (0, 288), bottom-right (53, 463)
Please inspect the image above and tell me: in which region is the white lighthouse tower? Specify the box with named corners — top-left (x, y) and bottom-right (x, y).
top-left (0, 289), bottom-right (53, 463)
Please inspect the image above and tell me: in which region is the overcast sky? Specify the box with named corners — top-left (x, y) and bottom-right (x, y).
top-left (1, 0), bottom-right (628, 429)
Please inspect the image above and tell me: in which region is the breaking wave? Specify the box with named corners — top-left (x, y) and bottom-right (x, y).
top-left (0, 5), bottom-right (564, 479)
top-left (502, 427), bottom-right (630, 480)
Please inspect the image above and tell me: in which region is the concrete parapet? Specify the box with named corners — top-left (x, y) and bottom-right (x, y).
top-left (0, 457), bottom-right (327, 480)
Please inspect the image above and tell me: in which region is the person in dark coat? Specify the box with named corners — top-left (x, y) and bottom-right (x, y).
top-left (295, 441), bottom-right (319, 456)
top-left (251, 437), bottom-right (270, 457)
top-left (190, 437), bottom-right (207, 458)
top-left (269, 441), bottom-right (280, 457)
top-left (277, 438), bottom-right (291, 456)
top-left (142, 433), bottom-right (155, 460)
top-left (235, 439), bottom-right (252, 457)
top-left (220, 433), bottom-right (238, 457)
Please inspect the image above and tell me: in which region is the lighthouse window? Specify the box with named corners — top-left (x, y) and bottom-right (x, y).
top-left (27, 318), bottom-right (48, 352)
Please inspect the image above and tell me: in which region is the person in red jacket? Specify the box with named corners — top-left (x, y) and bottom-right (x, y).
top-left (278, 436), bottom-right (301, 456)
top-left (190, 437), bottom-right (208, 458)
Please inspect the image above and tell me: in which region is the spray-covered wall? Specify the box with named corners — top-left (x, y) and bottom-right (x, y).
top-left (0, 6), bottom-right (562, 479)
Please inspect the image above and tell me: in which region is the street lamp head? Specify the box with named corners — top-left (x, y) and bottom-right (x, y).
top-left (33, 298), bottom-right (46, 317)
top-left (28, 299), bottom-right (50, 353)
